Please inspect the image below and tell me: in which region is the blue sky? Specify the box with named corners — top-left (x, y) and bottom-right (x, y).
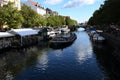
top-left (22, 0), bottom-right (105, 23)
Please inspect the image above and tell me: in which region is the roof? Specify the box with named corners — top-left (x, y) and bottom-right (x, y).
top-left (0, 32), bottom-right (15, 38)
top-left (29, 0), bottom-right (38, 6)
top-left (29, 0), bottom-right (44, 9)
top-left (8, 28), bottom-right (38, 37)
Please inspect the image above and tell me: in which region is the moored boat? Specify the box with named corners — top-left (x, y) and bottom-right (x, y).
top-left (92, 33), bottom-right (106, 43)
top-left (49, 33), bottom-right (77, 49)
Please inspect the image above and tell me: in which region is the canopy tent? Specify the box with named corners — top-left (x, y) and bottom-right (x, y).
top-left (8, 28), bottom-right (38, 37)
top-left (0, 32), bottom-right (15, 38)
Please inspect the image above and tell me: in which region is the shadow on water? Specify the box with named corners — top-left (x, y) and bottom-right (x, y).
top-left (0, 41), bottom-right (49, 80)
top-left (93, 43), bottom-right (120, 80)
top-left (49, 41), bottom-right (74, 50)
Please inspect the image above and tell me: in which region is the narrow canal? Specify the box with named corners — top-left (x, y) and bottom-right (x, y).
top-left (0, 30), bottom-right (120, 80)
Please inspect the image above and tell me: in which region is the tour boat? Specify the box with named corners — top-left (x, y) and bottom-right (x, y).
top-left (49, 33), bottom-right (77, 49)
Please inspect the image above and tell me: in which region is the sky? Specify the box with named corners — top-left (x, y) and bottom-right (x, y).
top-left (22, 0), bottom-right (105, 23)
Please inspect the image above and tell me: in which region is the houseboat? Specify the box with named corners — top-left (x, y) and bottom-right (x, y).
top-left (0, 28), bottom-right (49, 50)
top-left (0, 32), bottom-right (15, 50)
top-left (8, 28), bottom-right (40, 47)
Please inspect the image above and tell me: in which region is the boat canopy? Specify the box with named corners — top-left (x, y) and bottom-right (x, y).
top-left (0, 32), bottom-right (15, 38)
top-left (8, 28), bottom-right (38, 37)
top-left (90, 30), bottom-right (96, 33)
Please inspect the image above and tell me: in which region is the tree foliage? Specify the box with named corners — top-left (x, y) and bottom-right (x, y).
top-left (0, 3), bottom-right (77, 29)
top-left (21, 4), bottom-right (42, 27)
top-left (0, 2), bottom-right (24, 29)
top-left (46, 15), bottom-right (66, 27)
top-left (65, 17), bottom-right (77, 26)
top-left (46, 15), bottom-right (77, 27)
top-left (88, 0), bottom-right (120, 26)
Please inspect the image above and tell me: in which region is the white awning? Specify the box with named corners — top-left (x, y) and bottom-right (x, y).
top-left (8, 28), bottom-right (38, 37)
top-left (0, 32), bottom-right (15, 38)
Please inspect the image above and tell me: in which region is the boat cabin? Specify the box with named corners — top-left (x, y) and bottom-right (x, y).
top-left (8, 28), bottom-right (39, 47)
top-left (0, 32), bottom-right (15, 49)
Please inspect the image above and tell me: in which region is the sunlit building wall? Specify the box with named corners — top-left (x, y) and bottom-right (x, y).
top-left (0, 0), bottom-right (21, 10)
top-left (24, 0), bottom-right (46, 16)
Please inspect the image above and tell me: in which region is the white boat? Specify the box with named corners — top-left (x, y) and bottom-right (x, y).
top-left (92, 33), bottom-right (105, 43)
top-left (47, 31), bottom-right (56, 38)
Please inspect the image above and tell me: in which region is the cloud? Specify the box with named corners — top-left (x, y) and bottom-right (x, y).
top-left (44, 0), bottom-right (63, 5)
top-left (63, 0), bottom-right (97, 8)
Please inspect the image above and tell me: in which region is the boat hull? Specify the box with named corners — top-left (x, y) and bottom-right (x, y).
top-left (49, 33), bottom-right (77, 49)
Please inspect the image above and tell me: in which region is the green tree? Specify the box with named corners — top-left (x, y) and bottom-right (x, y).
top-left (65, 17), bottom-right (77, 26)
top-left (0, 2), bottom-right (24, 29)
top-left (46, 15), bottom-right (55, 27)
top-left (39, 16), bottom-right (47, 27)
top-left (0, 7), bottom-right (8, 29)
top-left (21, 4), bottom-right (43, 28)
top-left (59, 15), bottom-right (66, 25)
top-left (46, 15), bottom-right (67, 27)
top-left (88, 0), bottom-right (120, 26)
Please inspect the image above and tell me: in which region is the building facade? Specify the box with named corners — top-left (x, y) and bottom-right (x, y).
top-left (0, 0), bottom-right (21, 10)
top-left (46, 8), bottom-right (58, 16)
top-left (24, 0), bottom-right (46, 16)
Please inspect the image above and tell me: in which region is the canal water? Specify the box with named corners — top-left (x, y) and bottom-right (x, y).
top-left (0, 30), bottom-right (120, 80)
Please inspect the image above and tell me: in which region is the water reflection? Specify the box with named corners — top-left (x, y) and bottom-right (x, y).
top-left (76, 45), bottom-right (93, 64)
top-left (5, 71), bottom-right (14, 80)
top-left (0, 45), bottom-right (48, 80)
top-left (0, 50), bottom-right (27, 80)
top-left (36, 51), bottom-right (48, 71)
top-left (75, 32), bottom-right (93, 64)
top-left (53, 49), bottom-right (63, 57)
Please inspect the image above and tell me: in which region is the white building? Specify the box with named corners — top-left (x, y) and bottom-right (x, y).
top-left (24, 0), bottom-right (46, 16)
top-left (0, 0), bottom-right (21, 10)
